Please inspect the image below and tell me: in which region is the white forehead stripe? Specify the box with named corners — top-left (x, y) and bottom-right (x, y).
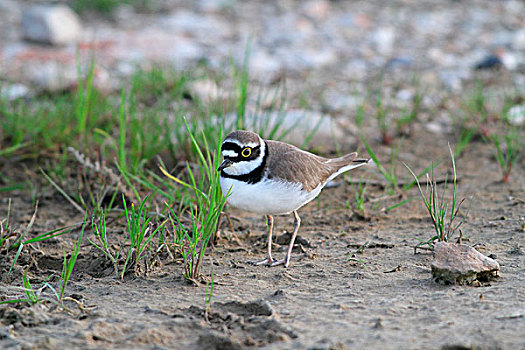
top-left (223, 139), bottom-right (259, 148)
top-left (223, 139), bottom-right (244, 147)
top-left (222, 150), bottom-right (238, 157)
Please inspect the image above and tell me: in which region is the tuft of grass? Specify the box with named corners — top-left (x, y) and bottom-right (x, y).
top-left (122, 194), bottom-right (166, 278)
top-left (0, 269), bottom-right (39, 306)
top-left (405, 145), bottom-right (469, 250)
top-left (88, 211), bottom-right (122, 279)
top-left (58, 221), bottom-right (86, 302)
top-left (164, 120), bottom-right (229, 282)
top-left (349, 179), bottom-right (367, 219)
top-left (22, 269), bottom-right (39, 305)
top-left (489, 125), bottom-right (522, 183)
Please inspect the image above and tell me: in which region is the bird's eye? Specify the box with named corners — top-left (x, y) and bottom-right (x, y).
top-left (241, 147), bottom-right (252, 157)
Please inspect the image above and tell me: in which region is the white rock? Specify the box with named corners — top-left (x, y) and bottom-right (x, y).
top-left (425, 121), bottom-right (446, 134)
top-left (0, 83), bottom-right (30, 100)
top-left (22, 5), bottom-right (82, 45)
top-left (501, 52), bottom-right (519, 70)
top-left (507, 105), bottom-right (525, 125)
top-left (372, 27), bottom-right (395, 56)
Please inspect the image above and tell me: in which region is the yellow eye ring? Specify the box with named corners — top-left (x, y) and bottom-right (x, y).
top-left (241, 147), bottom-right (252, 157)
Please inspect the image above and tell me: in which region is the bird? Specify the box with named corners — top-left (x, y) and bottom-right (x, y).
top-left (218, 130), bottom-right (369, 267)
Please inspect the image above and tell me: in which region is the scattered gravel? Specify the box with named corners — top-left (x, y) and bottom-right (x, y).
top-left (1, 0), bottom-right (524, 97)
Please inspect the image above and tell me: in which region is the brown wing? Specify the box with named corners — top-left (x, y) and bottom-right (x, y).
top-left (265, 140), bottom-right (341, 192)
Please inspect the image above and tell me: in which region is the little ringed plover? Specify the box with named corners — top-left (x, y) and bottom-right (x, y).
top-left (218, 130), bottom-right (369, 267)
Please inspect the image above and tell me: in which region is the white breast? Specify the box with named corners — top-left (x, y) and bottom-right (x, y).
top-left (220, 176), bottom-right (323, 215)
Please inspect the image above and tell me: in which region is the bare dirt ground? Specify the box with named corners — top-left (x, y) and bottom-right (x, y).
top-left (1, 126), bottom-right (524, 350)
top-left (1, 0), bottom-right (525, 349)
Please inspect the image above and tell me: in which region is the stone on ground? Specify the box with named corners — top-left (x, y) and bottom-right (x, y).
top-left (22, 5), bottom-right (82, 45)
top-left (431, 241), bottom-right (500, 285)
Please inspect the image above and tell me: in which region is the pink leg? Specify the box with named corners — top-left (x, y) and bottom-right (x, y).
top-left (270, 210), bottom-right (301, 268)
top-left (253, 215), bottom-right (275, 265)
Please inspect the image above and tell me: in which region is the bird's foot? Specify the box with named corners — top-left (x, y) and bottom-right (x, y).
top-left (251, 255), bottom-right (291, 267)
top-left (269, 257), bottom-right (291, 268)
top-left (251, 256), bottom-right (274, 266)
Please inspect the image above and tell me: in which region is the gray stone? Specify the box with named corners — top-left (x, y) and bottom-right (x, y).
top-left (22, 5), bottom-right (82, 45)
top-left (431, 242), bottom-right (500, 285)
top-left (26, 61), bottom-right (77, 91)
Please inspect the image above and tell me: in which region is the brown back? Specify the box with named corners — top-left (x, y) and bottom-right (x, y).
top-left (265, 140), bottom-right (358, 191)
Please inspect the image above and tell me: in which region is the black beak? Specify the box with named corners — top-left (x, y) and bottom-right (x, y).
top-left (218, 159), bottom-right (233, 172)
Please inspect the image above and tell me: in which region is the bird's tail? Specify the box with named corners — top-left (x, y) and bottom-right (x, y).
top-left (325, 152), bottom-right (370, 182)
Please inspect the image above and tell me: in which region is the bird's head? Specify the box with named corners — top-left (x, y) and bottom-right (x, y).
top-left (218, 130), bottom-right (266, 175)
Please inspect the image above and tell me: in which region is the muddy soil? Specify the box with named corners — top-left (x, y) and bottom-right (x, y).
top-left (1, 127), bottom-right (524, 350)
